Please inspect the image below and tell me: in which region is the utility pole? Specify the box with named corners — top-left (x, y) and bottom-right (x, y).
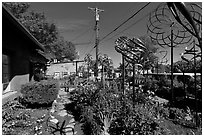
top-left (88, 7), bottom-right (104, 80)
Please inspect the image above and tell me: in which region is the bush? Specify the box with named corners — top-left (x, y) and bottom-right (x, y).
top-left (68, 81), bottom-right (163, 135)
top-left (20, 80), bottom-right (59, 108)
top-left (109, 100), bottom-right (160, 135)
top-left (143, 78), bottom-right (158, 92)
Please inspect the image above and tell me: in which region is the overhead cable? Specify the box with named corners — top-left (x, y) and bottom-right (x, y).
top-left (98, 2), bottom-right (151, 44)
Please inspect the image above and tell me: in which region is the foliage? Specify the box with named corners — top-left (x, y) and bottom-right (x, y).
top-left (49, 120), bottom-right (74, 135)
top-left (67, 81), bottom-right (164, 135)
top-left (108, 96), bottom-right (161, 135)
top-left (3, 2), bottom-right (30, 18)
top-left (98, 54), bottom-right (114, 78)
top-left (83, 53), bottom-right (114, 78)
top-left (20, 80), bottom-right (59, 108)
top-left (170, 59), bottom-right (201, 73)
top-left (3, 2), bottom-right (78, 62)
top-left (143, 77), bottom-right (158, 92)
top-left (2, 98), bottom-right (50, 135)
top-left (138, 35), bottom-right (159, 71)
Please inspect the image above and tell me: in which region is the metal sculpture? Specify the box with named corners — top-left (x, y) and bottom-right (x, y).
top-left (181, 39), bottom-right (201, 127)
top-left (155, 50), bottom-right (168, 74)
top-left (167, 2), bottom-right (202, 48)
top-left (147, 2), bottom-right (201, 105)
top-left (115, 36), bottom-right (146, 106)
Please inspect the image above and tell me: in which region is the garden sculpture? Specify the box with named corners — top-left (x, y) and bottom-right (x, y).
top-left (147, 2), bottom-right (201, 105)
top-left (115, 36), bottom-right (146, 106)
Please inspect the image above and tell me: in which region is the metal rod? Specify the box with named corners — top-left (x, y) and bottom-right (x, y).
top-left (157, 61), bottom-right (159, 75)
top-left (122, 55), bottom-right (125, 94)
top-left (133, 62), bottom-right (135, 108)
top-left (171, 29), bottom-right (174, 105)
top-left (194, 40), bottom-right (198, 126)
top-left (87, 62), bottom-right (90, 81)
top-left (101, 63), bottom-right (104, 88)
top-left (76, 61), bottom-right (78, 76)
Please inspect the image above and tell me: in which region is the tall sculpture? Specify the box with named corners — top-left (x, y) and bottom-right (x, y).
top-left (147, 2), bottom-right (201, 105)
top-left (115, 36), bottom-right (146, 107)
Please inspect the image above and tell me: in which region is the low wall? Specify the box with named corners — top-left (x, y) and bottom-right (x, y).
top-left (3, 74), bottom-right (29, 94)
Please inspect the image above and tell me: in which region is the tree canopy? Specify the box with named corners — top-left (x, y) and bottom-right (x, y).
top-left (3, 2), bottom-right (78, 62)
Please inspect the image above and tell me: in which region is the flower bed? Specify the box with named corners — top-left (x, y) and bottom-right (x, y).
top-left (2, 79), bottom-right (60, 135)
top-left (65, 80), bottom-right (202, 135)
top-left (2, 97), bottom-right (50, 135)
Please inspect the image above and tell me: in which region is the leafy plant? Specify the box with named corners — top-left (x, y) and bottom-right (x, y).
top-left (98, 111), bottom-right (116, 135)
top-left (49, 120), bottom-right (74, 135)
top-left (20, 80), bottom-right (59, 108)
top-left (68, 80), bottom-right (164, 135)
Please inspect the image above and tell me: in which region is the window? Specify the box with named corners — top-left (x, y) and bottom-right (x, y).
top-left (2, 54), bottom-right (10, 83)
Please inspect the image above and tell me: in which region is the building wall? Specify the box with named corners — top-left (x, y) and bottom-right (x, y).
top-left (2, 9), bottom-right (46, 93)
top-left (2, 43), bottom-right (32, 93)
top-left (46, 63), bottom-right (76, 79)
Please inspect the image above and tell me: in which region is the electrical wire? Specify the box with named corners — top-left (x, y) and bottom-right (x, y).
top-left (82, 2), bottom-right (151, 59)
top-left (70, 26), bottom-right (93, 42)
top-left (80, 30), bottom-right (95, 58)
top-left (98, 2), bottom-right (151, 45)
top-left (103, 10), bottom-right (154, 42)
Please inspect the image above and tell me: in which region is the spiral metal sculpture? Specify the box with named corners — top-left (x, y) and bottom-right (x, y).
top-left (115, 36), bottom-right (146, 65)
top-left (167, 2), bottom-right (202, 48)
top-left (157, 50), bottom-right (168, 65)
top-left (115, 36), bottom-right (146, 105)
top-left (147, 3), bottom-right (195, 48)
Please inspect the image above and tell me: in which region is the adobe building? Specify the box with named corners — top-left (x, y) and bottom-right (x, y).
top-left (2, 5), bottom-right (48, 93)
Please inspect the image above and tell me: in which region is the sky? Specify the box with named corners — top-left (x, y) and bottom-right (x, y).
top-left (28, 2), bottom-right (201, 68)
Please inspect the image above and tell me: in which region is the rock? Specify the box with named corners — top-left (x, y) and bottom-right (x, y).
top-left (67, 113), bottom-right (74, 118)
top-left (69, 118), bottom-right (75, 124)
top-left (50, 118), bottom-right (58, 124)
top-left (50, 108), bottom-right (55, 113)
top-left (50, 114), bottom-right (55, 119)
top-left (69, 88), bottom-right (75, 92)
top-left (65, 128), bottom-right (74, 135)
top-left (67, 123), bottom-right (75, 129)
top-left (185, 115), bottom-right (192, 121)
top-left (58, 110), bottom-right (67, 117)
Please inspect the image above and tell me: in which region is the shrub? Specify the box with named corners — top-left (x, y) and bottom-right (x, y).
top-left (20, 80), bottom-right (59, 108)
top-left (143, 78), bottom-right (158, 92)
top-left (68, 81), bottom-right (163, 135)
top-left (109, 100), bottom-right (160, 135)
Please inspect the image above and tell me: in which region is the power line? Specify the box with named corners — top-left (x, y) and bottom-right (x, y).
top-left (80, 30), bottom-right (95, 58)
top-left (98, 2), bottom-right (151, 44)
top-left (104, 10), bottom-right (153, 42)
top-left (82, 3), bottom-right (151, 59)
top-left (70, 27), bottom-right (93, 42)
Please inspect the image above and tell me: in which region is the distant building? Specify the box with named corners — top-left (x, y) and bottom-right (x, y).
top-left (2, 5), bottom-right (48, 93)
top-left (46, 63), bottom-right (76, 79)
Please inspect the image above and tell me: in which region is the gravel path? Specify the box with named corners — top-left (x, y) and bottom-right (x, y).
top-left (48, 87), bottom-right (83, 135)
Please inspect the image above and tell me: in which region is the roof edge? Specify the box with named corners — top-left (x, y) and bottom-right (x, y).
top-left (2, 4), bottom-right (45, 51)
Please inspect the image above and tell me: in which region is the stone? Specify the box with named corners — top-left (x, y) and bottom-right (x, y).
top-left (65, 128), bottom-right (74, 135)
top-left (69, 118), bottom-right (75, 124)
top-left (67, 113), bottom-right (74, 118)
top-left (50, 108), bottom-right (55, 113)
top-left (50, 118), bottom-right (58, 124)
top-left (50, 114), bottom-right (55, 119)
top-left (58, 110), bottom-right (67, 117)
top-left (67, 123), bottom-right (75, 129)
top-left (185, 115), bottom-right (192, 121)
top-left (57, 104), bottom-right (65, 110)
top-left (69, 88), bottom-right (75, 92)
